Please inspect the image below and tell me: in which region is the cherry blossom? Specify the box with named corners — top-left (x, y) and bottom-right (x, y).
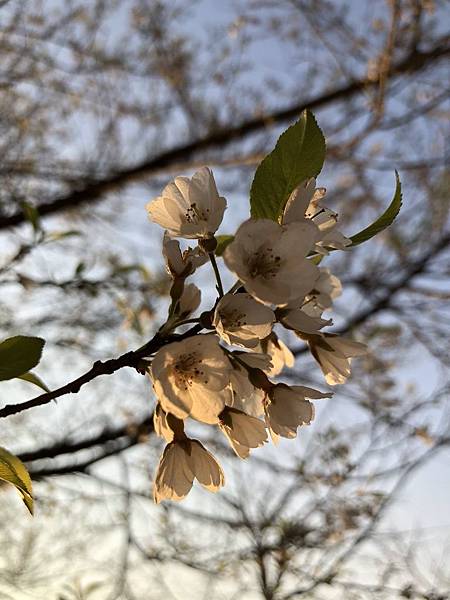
top-left (146, 167), bottom-right (226, 239)
top-left (162, 232), bottom-right (207, 278)
top-left (226, 354), bottom-right (267, 417)
top-left (223, 218), bottom-right (320, 305)
top-left (304, 186), bottom-right (351, 254)
top-left (153, 403), bottom-right (175, 443)
top-left (219, 407), bottom-right (268, 458)
top-left (278, 303), bottom-right (332, 335)
top-left (153, 438), bottom-right (225, 503)
top-left (282, 178), bottom-right (351, 254)
top-left (177, 283), bottom-right (201, 318)
top-left (142, 140), bottom-right (377, 502)
top-left (151, 334), bottom-right (232, 423)
top-left (302, 268), bottom-right (342, 318)
top-left (304, 334), bottom-right (367, 385)
top-left (257, 333), bottom-right (295, 377)
top-left (265, 384), bottom-right (332, 439)
top-left (236, 350), bottom-right (274, 372)
top-left (282, 178), bottom-right (326, 225)
top-left (213, 293), bottom-right (275, 348)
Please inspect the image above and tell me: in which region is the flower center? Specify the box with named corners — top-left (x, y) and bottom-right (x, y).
top-left (172, 352), bottom-right (209, 390)
top-left (221, 309), bottom-right (247, 330)
top-left (247, 247), bottom-right (282, 279)
top-left (184, 202), bottom-right (210, 224)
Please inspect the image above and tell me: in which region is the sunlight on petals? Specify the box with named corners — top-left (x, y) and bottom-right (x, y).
top-left (305, 334), bottom-right (367, 385)
top-left (219, 407), bottom-right (268, 458)
top-left (266, 384), bottom-right (332, 439)
top-left (153, 439), bottom-right (224, 502)
top-left (147, 167), bottom-right (226, 239)
top-left (223, 218), bottom-right (319, 305)
top-left (213, 293), bottom-right (275, 348)
top-left (151, 334), bottom-right (232, 423)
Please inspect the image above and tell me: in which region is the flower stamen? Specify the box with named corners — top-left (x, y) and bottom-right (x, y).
top-left (172, 352), bottom-right (209, 389)
top-left (247, 248), bottom-right (282, 279)
top-left (185, 202), bottom-right (211, 223)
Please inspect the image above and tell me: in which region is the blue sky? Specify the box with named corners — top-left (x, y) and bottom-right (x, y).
top-left (1, 1), bottom-right (449, 597)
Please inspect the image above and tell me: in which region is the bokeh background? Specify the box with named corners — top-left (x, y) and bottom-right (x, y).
top-left (0, 1), bottom-right (449, 598)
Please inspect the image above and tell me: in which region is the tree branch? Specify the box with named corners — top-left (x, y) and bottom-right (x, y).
top-left (0, 41), bottom-right (448, 232)
top-left (11, 232), bottom-right (450, 472)
top-left (294, 231), bottom-right (450, 356)
top-left (0, 324), bottom-right (201, 419)
top-left (27, 438), bottom-right (142, 479)
top-left (18, 415), bottom-right (153, 463)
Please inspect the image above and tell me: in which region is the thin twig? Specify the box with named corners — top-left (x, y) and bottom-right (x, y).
top-left (0, 324), bottom-right (202, 419)
top-left (0, 40), bottom-right (448, 232)
top-left (209, 252), bottom-right (224, 297)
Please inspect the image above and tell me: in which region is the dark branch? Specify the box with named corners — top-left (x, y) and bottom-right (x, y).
top-left (18, 414), bottom-right (153, 463)
top-left (294, 231), bottom-right (450, 355)
top-left (12, 232), bottom-right (450, 470)
top-left (0, 41), bottom-right (448, 232)
top-left (0, 324), bottom-right (201, 419)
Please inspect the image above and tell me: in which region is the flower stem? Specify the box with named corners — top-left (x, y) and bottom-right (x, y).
top-left (228, 280), bottom-right (243, 294)
top-left (209, 252), bottom-right (224, 297)
top-left (175, 318), bottom-right (201, 327)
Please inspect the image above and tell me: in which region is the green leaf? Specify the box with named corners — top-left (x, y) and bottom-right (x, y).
top-left (310, 254), bottom-right (324, 265)
top-left (350, 171), bottom-right (402, 246)
top-left (215, 235), bottom-right (234, 256)
top-left (0, 446), bottom-right (33, 515)
top-left (45, 230), bottom-right (81, 242)
top-left (74, 261), bottom-right (86, 277)
top-left (21, 201), bottom-right (41, 234)
top-left (0, 336), bottom-right (45, 381)
top-left (17, 371), bottom-right (50, 393)
top-left (250, 109), bottom-right (326, 221)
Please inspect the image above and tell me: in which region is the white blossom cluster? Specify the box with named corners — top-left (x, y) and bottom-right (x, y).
top-left (146, 167), bottom-right (366, 503)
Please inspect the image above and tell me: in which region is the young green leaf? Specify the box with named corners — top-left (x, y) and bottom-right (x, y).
top-left (215, 235), bottom-right (234, 256)
top-left (0, 336), bottom-right (45, 381)
top-left (0, 447), bottom-right (33, 515)
top-left (21, 201), bottom-right (41, 234)
top-left (250, 109), bottom-right (326, 221)
top-left (310, 254), bottom-right (324, 265)
top-left (45, 230), bottom-right (81, 242)
top-left (17, 371), bottom-right (50, 393)
top-left (350, 171), bottom-right (402, 246)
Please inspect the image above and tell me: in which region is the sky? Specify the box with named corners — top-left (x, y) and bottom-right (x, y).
top-left (1, 1), bottom-right (449, 598)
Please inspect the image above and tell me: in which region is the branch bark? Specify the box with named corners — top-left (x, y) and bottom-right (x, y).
top-left (0, 324), bottom-right (201, 419)
top-left (0, 41), bottom-right (448, 232)
top-left (292, 231), bottom-right (450, 354)
top-left (18, 415), bottom-right (153, 463)
top-left (9, 232), bottom-right (450, 472)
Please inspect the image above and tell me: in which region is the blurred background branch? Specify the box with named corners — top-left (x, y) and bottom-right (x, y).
top-left (0, 1), bottom-right (449, 598)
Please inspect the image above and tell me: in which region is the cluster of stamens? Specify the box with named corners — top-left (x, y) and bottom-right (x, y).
top-left (247, 247), bottom-right (282, 279)
top-left (221, 309), bottom-right (247, 330)
top-left (172, 352), bottom-right (208, 390)
top-left (184, 202), bottom-right (210, 223)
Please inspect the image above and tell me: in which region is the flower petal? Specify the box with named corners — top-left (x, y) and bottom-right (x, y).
top-left (153, 442), bottom-right (195, 503)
